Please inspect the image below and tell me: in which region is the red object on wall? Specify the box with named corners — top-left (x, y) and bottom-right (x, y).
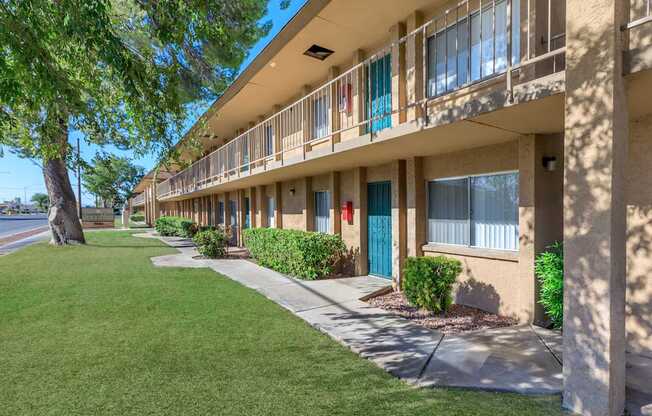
top-left (341, 201), bottom-right (353, 224)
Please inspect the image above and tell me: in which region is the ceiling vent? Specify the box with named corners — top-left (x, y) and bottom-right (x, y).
top-left (303, 44), bottom-right (334, 61)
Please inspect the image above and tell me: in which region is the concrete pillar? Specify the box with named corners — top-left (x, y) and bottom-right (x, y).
top-left (406, 11), bottom-right (424, 123)
top-left (563, 1), bottom-right (628, 415)
top-left (391, 160), bottom-right (407, 289)
top-left (301, 85), bottom-right (312, 156)
top-left (328, 66), bottom-right (341, 146)
top-left (224, 192), bottom-right (232, 242)
top-left (272, 105), bottom-right (282, 162)
top-left (406, 157), bottom-right (425, 257)
top-left (238, 190), bottom-right (247, 243)
top-left (390, 22), bottom-right (407, 127)
top-left (256, 185), bottom-right (267, 228)
top-left (353, 167), bottom-right (368, 276)
top-left (329, 172), bottom-right (341, 235)
top-left (352, 50), bottom-right (366, 137)
top-left (518, 135), bottom-right (538, 323)
top-left (249, 187), bottom-right (257, 228)
top-left (274, 182), bottom-right (283, 229)
top-left (303, 177), bottom-right (314, 232)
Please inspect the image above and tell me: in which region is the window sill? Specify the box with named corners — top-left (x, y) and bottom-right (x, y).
top-left (421, 243), bottom-right (519, 262)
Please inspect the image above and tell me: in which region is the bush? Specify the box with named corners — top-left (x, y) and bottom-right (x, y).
top-left (193, 228), bottom-right (228, 258)
top-left (130, 213), bottom-right (145, 222)
top-left (243, 228), bottom-right (346, 280)
top-left (402, 256), bottom-right (462, 313)
top-left (535, 242), bottom-right (564, 328)
top-left (154, 216), bottom-right (196, 238)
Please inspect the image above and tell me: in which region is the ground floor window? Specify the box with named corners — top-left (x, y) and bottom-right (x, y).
top-left (314, 191), bottom-right (330, 234)
top-left (217, 201), bottom-right (224, 225)
top-left (427, 171), bottom-right (518, 251)
top-left (267, 196), bottom-right (275, 227)
top-left (244, 197), bottom-right (250, 229)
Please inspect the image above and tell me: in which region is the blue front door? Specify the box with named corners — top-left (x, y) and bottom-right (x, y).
top-left (367, 54), bottom-right (392, 133)
top-left (367, 182), bottom-right (392, 278)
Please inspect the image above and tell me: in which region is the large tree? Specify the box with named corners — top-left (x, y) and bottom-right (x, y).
top-left (0, 0), bottom-right (275, 244)
top-left (83, 154), bottom-right (144, 209)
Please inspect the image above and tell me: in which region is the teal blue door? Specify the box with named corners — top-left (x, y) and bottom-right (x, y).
top-left (367, 182), bottom-right (392, 278)
top-left (366, 54), bottom-right (392, 133)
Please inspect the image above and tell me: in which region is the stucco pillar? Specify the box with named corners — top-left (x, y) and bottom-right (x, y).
top-left (274, 182), bottom-right (283, 229)
top-left (518, 135), bottom-right (538, 323)
top-left (406, 157), bottom-right (425, 258)
top-left (301, 85), bottom-right (312, 156)
top-left (329, 171), bottom-right (341, 235)
top-left (303, 177), bottom-right (314, 232)
top-left (328, 66), bottom-right (341, 146)
top-left (352, 50), bottom-right (366, 137)
top-left (353, 167), bottom-right (368, 276)
top-left (390, 22), bottom-right (407, 127)
top-left (249, 187), bottom-right (257, 229)
top-left (256, 185), bottom-right (266, 228)
top-left (272, 105), bottom-right (282, 162)
top-left (391, 160), bottom-right (407, 290)
top-left (406, 11), bottom-right (424, 123)
top-left (563, 1), bottom-right (628, 415)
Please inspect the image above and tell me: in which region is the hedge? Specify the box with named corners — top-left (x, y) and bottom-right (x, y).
top-left (402, 256), bottom-right (462, 313)
top-left (154, 216), bottom-right (196, 238)
top-left (243, 228), bottom-right (346, 280)
top-left (535, 242), bottom-right (564, 328)
top-left (130, 213), bottom-right (145, 222)
top-left (193, 228), bottom-right (229, 258)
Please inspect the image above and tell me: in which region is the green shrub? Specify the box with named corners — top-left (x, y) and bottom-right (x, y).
top-left (130, 213), bottom-right (145, 222)
top-left (402, 256), bottom-right (462, 313)
top-left (193, 228), bottom-right (228, 258)
top-left (243, 228), bottom-right (346, 280)
top-left (535, 242), bottom-right (564, 328)
top-left (154, 216), bottom-right (196, 238)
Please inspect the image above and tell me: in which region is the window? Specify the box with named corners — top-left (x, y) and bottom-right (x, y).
top-left (244, 197), bottom-right (250, 229)
top-left (427, 172), bottom-right (518, 251)
top-left (264, 125), bottom-right (274, 157)
top-left (267, 196), bottom-right (275, 227)
top-left (314, 191), bottom-right (330, 234)
top-left (217, 201), bottom-right (225, 225)
top-left (427, 0), bottom-right (521, 97)
top-left (313, 95), bottom-right (330, 139)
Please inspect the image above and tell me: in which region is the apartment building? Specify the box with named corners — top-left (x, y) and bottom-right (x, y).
top-left (130, 1), bottom-right (652, 414)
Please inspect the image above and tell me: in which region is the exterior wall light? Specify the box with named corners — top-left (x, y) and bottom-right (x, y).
top-left (542, 156), bottom-right (557, 171)
top-left (289, 187), bottom-right (295, 196)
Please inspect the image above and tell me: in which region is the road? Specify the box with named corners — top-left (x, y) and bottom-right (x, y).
top-left (0, 214), bottom-right (49, 239)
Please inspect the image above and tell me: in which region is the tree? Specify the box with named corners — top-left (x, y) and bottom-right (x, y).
top-left (0, 0), bottom-right (277, 245)
top-left (83, 154), bottom-right (144, 209)
top-left (31, 193), bottom-right (50, 212)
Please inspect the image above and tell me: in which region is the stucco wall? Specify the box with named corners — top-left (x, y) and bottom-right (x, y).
top-left (626, 113), bottom-right (652, 356)
top-left (281, 179), bottom-right (306, 230)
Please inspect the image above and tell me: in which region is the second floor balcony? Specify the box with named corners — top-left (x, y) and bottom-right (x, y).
top-left (158, 0), bottom-right (575, 200)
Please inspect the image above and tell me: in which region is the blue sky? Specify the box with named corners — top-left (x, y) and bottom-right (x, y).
top-left (0, 0), bottom-right (306, 205)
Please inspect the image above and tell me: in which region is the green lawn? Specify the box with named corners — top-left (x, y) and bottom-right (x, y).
top-left (0, 232), bottom-right (564, 415)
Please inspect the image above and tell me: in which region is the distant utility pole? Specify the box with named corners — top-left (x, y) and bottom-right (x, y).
top-left (76, 137), bottom-right (82, 219)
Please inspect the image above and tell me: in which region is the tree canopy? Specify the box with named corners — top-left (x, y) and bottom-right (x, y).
top-left (30, 193), bottom-right (50, 211)
top-left (0, 0), bottom-right (280, 244)
top-left (83, 154), bottom-right (144, 208)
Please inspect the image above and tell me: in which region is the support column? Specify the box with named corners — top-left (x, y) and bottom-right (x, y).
top-left (563, 1), bottom-right (628, 415)
top-left (406, 157), bottom-right (425, 257)
top-left (301, 85), bottom-right (312, 156)
top-left (518, 135), bottom-right (538, 323)
top-left (274, 182), bottom-right (283, 229)
top-left (249, 187), bottom-right (257, 229)
top-left (329, 171), bottom-right (341, 235)
top-left (272, 105), bottom-right (282, 162)
top-left (238, 190), bottom-right (246, 243)
top-left (257, 185), bottom-right (267, 228)
top-left (390, 22), bottom-right (407, 127)
top-left (352, 50), bottom-right (366, 137)
top-left (224, 192), bottom-right (232, 242)
top-left (328, 66), bottom-right (341, 147)
top-left (353, 167), bottom-right (368, 276)
top-left (406, 11), bottom-right (424, 123)
top-left (391, 160), bottom-right (407, 290)
top-left (303, 177), bottom-right (314, 232)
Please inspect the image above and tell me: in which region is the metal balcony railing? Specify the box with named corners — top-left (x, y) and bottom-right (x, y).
top-left (132, 193), bottom-right (145, 206)
top-left (158, 0), bottom-right (566, 200)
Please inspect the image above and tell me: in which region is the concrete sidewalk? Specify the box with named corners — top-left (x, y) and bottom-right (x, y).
top-left (137, 232), bottom-right (564, 394)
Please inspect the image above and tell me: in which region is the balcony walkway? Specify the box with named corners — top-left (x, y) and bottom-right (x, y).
top-left (136, 231), bottom-right (564, 395)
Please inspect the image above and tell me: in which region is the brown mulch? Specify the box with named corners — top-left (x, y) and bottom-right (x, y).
top-left (367, 291), bottom-right (517, 335)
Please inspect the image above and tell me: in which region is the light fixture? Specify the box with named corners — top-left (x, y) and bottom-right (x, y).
top-left (542, 156), bottom-right (557, 171)
top-left (289, 187), bottom-right (296, 196)
top-left (270, 61), bottom-right (277, 68)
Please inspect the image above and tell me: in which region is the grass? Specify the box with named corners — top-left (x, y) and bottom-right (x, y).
top-left (0, 232), bottom-right (564, 416)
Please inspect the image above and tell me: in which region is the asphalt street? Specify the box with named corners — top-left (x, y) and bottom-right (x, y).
top-left (0, 214), bottom-right (49, 239)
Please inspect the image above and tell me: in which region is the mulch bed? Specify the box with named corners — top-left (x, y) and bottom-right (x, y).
top-left (367, 291), bottom-right (517, 335)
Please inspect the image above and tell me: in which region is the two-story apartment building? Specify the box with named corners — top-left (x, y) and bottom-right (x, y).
top-left (131, 1), bottom-right (652, 414)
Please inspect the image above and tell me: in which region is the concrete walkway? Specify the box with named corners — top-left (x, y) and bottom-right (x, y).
top-left (136, 232), bottom-right (563, 394)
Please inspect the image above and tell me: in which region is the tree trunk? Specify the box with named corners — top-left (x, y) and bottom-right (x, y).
top-left (43, 116), bottom-right (85, 245)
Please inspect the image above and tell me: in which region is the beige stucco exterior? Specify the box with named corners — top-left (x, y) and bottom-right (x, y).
top-left (140, 1), bottom-right (652, 415)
